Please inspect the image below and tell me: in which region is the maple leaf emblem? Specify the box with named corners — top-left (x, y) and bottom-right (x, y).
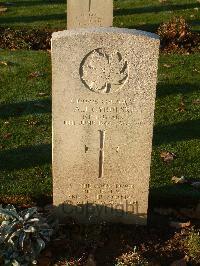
top-left (80, 48), bottom-right (129, 94)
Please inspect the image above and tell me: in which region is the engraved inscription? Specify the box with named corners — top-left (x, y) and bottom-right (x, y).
top-left (64, 97), bottom-right (135, 127)
top-left (80, 48), bottom-right (129, 94)
top-left (72, 13), bottom-right (102, 27)
top-left (67, 183), bottom-right (136, 202)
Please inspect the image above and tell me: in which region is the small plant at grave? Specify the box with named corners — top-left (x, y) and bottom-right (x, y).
top-left (115, 250), bottom-right (149, 266)
top-left (0, 204), bottom-right (53, 266)
top-left (185, 228), bottom-right (200, 264)
top-left (157, 17), bottom-right (200, 53)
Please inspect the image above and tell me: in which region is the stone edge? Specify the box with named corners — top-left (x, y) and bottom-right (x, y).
top-left (51, 27), bottom-right (160, 42)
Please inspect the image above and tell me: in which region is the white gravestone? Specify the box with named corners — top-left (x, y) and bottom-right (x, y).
top-left (67, 0), bottom-right (113, 29)
top-left (52, 27), bottom-right (160, 224)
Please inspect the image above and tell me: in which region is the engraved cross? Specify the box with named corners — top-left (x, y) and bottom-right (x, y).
top-left (89, 0), bottom-right (92, 12)
top-left (98, 130), bottom-right (105, 178)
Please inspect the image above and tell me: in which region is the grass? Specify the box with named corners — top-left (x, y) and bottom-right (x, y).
top-left (0, 0), bottom-right (199, 206)
top-left (0, 0), bottom-right (199, 32)
top-left (0, 50), bottom-right (52, 200)
top-left (0, 50), bottom-right (199, 205)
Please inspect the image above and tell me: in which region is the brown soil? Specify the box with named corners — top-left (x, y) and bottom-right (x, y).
top-left (0, 27), bottom-right (199, 54)
top-left (0, 27), bottom-right (52, 50)
top-left (36, 214), bottom-right (199, 266)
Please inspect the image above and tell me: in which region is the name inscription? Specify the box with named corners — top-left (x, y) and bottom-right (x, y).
top-left (64, 98), bottom-right (135, 127)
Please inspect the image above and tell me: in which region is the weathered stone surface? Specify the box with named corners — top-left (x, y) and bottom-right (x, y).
top-left (67, 0), bottom-right (113, 29)
top-left (52, 27), bottom-right (160, 224)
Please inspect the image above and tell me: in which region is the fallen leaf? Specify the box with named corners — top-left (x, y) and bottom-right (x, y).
top-left (26, 119), bottom-right (38, 126)
top-left (171, 176), bottom-right (188, 184)
top-left (177, 97), bottom-right (186, 112)
top-left (169, 221), bottom-right (191, 229)
top-left (192, 99), bottom-right (200, 105)
top-left (37, 92), bottom-right (48, 97)
top-left (0, 6), bottom-right (7, 12)
top-left (28, 71), bottom-right (44, 79)
top-left (0, 61), bottom-right (8, 66)
top-left (0, 61), bottom-right (15, 66)
top-left (3, 133), bottom-right (12, 139)
top-left (160, 151), bottom-right (176, 163)
top-left (163, 63), bottom-right (172, 68)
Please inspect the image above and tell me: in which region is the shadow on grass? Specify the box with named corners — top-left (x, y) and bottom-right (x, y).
top-left (0, 144), bottom-right (51, 171)
top-left (150, 184), bottom-right (200, 207)
top-left (0, 98), bottom-right (51, 119)
top-left (0, 13), bottom-right (66, 25)
top-left (114, 3), bottom-right (200, 16)
top-left (153, 119), bottom-right (200, 146)
top-left (156, 83), bottom-right (200, 98)
top-left (114, 22), bottom-right (159, 33)
top-left (13, 0), bottom-right (65, 7)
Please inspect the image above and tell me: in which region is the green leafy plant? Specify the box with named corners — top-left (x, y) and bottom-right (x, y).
top-left (0, 204), bottom-right (53, 266)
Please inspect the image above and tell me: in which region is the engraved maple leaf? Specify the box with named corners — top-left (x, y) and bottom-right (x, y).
top-left (80, 48), bottom-right (129, 93)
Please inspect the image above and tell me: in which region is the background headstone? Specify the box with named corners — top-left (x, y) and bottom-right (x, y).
top-left (67, 0), bottom-right (113, 29)
top-left (52, 28), bottom-right (160, 224)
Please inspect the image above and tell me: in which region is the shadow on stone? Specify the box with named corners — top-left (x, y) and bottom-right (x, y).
top-left (54, 202), bottom-right (147, 225)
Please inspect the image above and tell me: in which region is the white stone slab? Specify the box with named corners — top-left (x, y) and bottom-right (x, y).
top-left (52, 27), bottom-right (160, 224)
top-left (67, 0), bottom-right (113, 29)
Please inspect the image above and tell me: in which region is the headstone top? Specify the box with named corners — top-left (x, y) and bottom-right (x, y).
top-left (52, 27), bottom-right (160, 224)
top-left (67, 0), bottom-right (113, 29)
top-left (52, 27), bottom-right (160, 42)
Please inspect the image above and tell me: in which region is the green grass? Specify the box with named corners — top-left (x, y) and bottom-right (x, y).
top-left (114, 0), bottom-right (200, 32)
top-left (0, 50), bottom-right (52, 199)
top-left (0, 0), bottom-right (200, 205)
top-left (0, 0), bottom-right (199, 32)
top-left (0, 50), bottom-right (199, 205)
top-left (0, 0), bottom-right (66, 29)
